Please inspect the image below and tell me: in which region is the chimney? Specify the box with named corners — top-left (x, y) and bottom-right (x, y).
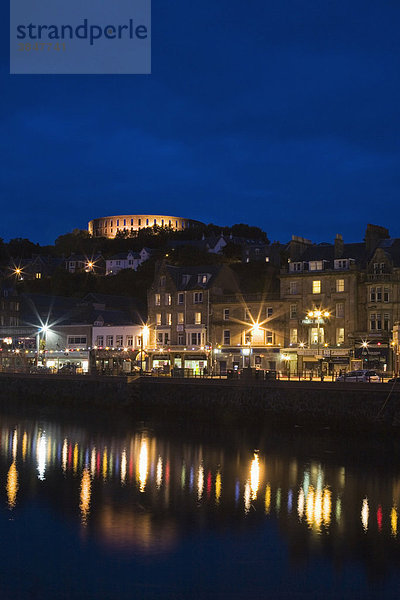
top-left (364, 224), bottom-right (390, 254)
top-left (334, 234), bottom-right (344, 258)
top-left (289, 235), bottom-right (312, 261)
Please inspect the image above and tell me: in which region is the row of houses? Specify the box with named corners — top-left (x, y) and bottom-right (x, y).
top-left (5, 247), bottom-right (156, 280)
top-left (0, 224), bottom-right (399, 376)
top-left (146, 224), bottom-right (400, 375)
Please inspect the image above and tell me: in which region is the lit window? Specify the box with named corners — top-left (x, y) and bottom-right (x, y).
top-left (336, 279), bottom-right (344, 293)
top-left (266, 331), bottom-right (273, 344)
top-left (35, 272), bottom-right (41, 279)
top-left (156, 313), bottom-right (162, 325)
top-left (165, 293), bottom-right (172, 306)
top-left (167, 313), bottom-right (172, 325)
top-left (336, 328), bottom-right (345, 344)
top-left (309, 261), bottom-right (323, 271)
top-left (178, 312), bottom-right (184, 324)
top-left (290, 328), bottom-right (298, 344)
top-left (155, 294), bottom-right (161, 306)
top-left (195, 312), bottom-right (201, 324)
top-left (312, 280), bottom-right (321, 294)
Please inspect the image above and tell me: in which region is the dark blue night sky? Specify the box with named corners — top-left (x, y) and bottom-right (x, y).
top-left (1, 1), bottom-right (400, 245)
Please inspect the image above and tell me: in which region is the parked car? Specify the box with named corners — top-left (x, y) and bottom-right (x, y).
top-left (387, 376), bottom-right (400, 383)
top-left (336, 369), bottom-right (380, 383)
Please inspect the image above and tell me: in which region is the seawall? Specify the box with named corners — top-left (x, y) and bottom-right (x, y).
top-left (0, 373), bottom-right (399, 433)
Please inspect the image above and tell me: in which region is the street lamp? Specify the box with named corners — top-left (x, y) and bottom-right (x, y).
top-left (308, 309), bottom-right (330, 379)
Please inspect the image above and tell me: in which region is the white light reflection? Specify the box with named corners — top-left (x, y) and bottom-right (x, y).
top-left (37, 432), bottom-right (47, 481)
top-left (298, 487), bottom-right (305, 520)
top-left (197, 464), bottom-right (204, 500)
top-left (244, 481), bottom-right (251, 513)
top-left (12, 430), bottom-right (18, 460)
top-left (90, 447), bottom-right (96, 478)
top-left (62, 439), bottom-right (67, 473)
top-left (361, 498), bottom-right (369, 532)
top-left (138, 438), bottom-right (148, 492)
top-left (120, 450), bottom-right (127, 485)
top-left (156, 456), bottom-right (163, 489)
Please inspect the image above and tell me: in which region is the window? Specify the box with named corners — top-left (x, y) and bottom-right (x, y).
top-left (370, 313), bottom-right (382, 331)
top-left (384, 313), bottom-right (390, 331)
top-left (35, 272), bottom-right (41, 279)
top-left (167, 313), bottom-right (172, 325)
top-left (126, 335), bottom-right (133, 347)
top-left (178, 293), bottom-right (184, 305)
top-left (194, 292), bottom-right (203, 304)
top-left (309, 261), bottom-right (323, 271)
top-left (336, 328), bottom-right (345, 344)
top-left (96, 335), bottom-right (104, 346)
top-left (156, 313), bottom-right (162, 325)
top-left (197, 274), bottom-right (208, 284)
top-left (178, 334), bottom-right (184, 345)
top-left (157, 332), bottom-right (163, 344)
top-left (266, 331), bottom-right (273, 344)
top-left (116, 335), bottom-right (123, 347)
top-left (290, 304), bottom-right (297, 319)
top-left (178, 312), bottom-right (184, 324)
top-left (384, 287), bottom-right (390, 303)
top-left (223, 308), bottom-right (230, 320)
top-left (67, 336), bottom-right (87, 346)
top-left (138, 219), bottom-right (141, 226)
top-left (370, 313), bottom-right (376, 331)
top-left (131, 219), bottom-right (133, 226)
top-left (223, 330), bottom-right (231, 345)
top-left (310, 328), bottom-right (324, 344)
top-left (289, 282), bottom-right (298, 295)
top-left (244, 308), bottom-right (251, 320)
top-left (182, 274), bottom-right (190, 285)
top-left (336, 279), bottom-right (344, 292)
top-left (266, 307), bottom-right (273, 318)
top-left (165, 293), bottom-right (172, 306)
top-left (106, 335), bottom-right (113, 347)
top-left (195, 312), bottom-right (202, 324)
top-left (370, 287), bottom-right (376, 302)
top-left (188, 332), bottom-right (199, 345)
top-left (160, 276), bottom-right (166, 287)
top-left (290, 328), bottom-right (298, 344)
top-left (336, 302), bottom-right (344, 318)
top-left (117, 219), bottom-right (119, 226)
top-left (312, 280), bottom-right (321, 294)
top-left (155, 293), bottom-right (161, 306)
top-left (290, 262), bottom-right (303, 272)
top-left (334, 259), bottom-right (349, 270)
top-left (164, 332), bottom-right (169, 344)
top-left (376, 286), bottom-right (382, 302)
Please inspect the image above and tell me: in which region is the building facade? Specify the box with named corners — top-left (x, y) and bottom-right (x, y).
top-left (88, 215), bottom-right (204, 238)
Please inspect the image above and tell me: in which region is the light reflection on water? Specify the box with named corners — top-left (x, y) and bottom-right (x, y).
top-left (1, 415), bottom-right (400, 599)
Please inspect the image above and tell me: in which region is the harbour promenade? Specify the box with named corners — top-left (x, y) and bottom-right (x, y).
top-left (0, 372), bottom-right (399, 433)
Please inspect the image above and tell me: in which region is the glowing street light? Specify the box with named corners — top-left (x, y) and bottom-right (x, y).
top-left (307, 309), bottom-right (330, 379)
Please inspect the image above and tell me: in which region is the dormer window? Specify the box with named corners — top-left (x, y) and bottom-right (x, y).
top-left (182, 274), bottom-right (190, 285)
top-left (309, 261), bottom-right (323, 271)
top-left (289, 262), bottom-right (303, 272)
top-left (334, 259), bottom-right (349, 270)
top-left (197, 274), bottom-right (209, 284)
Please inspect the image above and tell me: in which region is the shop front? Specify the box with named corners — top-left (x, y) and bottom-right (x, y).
top-left (354, 344), bottom-right (390, 372)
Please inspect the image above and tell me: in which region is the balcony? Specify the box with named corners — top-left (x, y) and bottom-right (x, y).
top-left (367, 273), bottom-right (392, 281)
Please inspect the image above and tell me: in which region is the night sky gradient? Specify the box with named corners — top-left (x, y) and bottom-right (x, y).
top-left (1, 1), bottom-right (400, 245)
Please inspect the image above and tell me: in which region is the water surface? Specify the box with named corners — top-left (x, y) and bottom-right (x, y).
top-left (0, 408), bottom-right (400, 599)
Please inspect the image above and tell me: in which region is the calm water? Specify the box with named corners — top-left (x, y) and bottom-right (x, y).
top-left (1, 407), bottom-right (400, 599)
